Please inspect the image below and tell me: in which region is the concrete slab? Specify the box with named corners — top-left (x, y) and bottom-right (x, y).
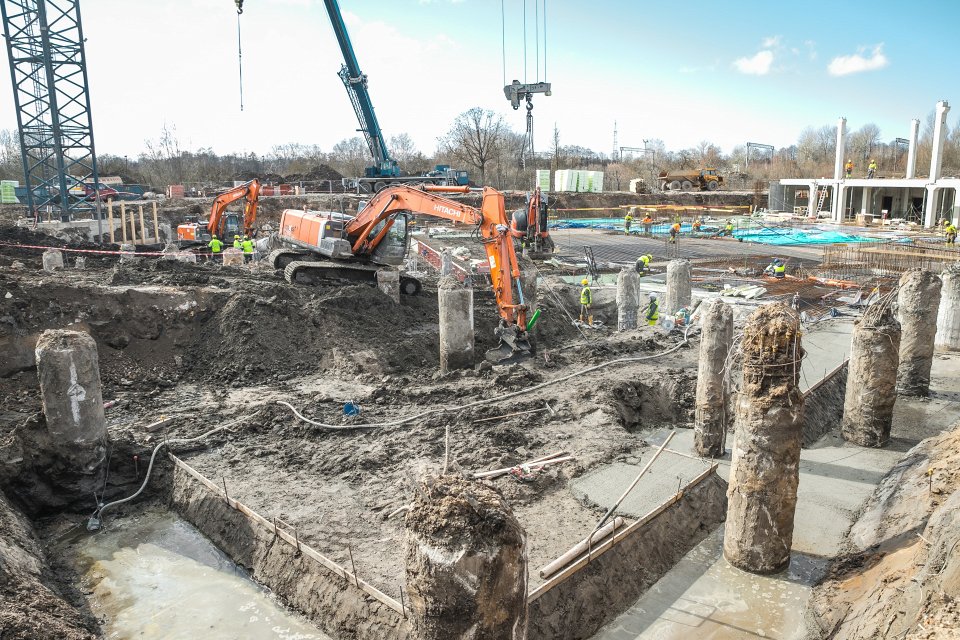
top-left (797, 317), bottom-right (853, 392)
top-left (592, 351), bottom-right (960, 639)
top-left (570, 452), bottom-right (713, 519)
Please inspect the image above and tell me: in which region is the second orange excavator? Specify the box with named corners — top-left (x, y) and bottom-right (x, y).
top-left (176, 179), bottom-right (261, 243)
top-left (268, 184), bottom-right (536, 361)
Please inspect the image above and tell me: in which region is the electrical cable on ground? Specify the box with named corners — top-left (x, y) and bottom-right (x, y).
top-left (88, 415), bottom-right (251, 531)
top-left (278, 326), bottom-right (692, 430)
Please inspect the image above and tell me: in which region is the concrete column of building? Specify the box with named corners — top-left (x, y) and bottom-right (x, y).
top-left (936, 264), bottom-right (960, 351)
top-left (34, 330), bottom-right (107, 475)
top-left (833, 184), bottom-right (846, 223)
top-left (906, 118), bottom-right (920, 179)
top-left (897, 269), bottom-right (942, 396)
top-left (924, 186), bottom-right (940, 228)
top-left (841, 305), bottom-right (901, 447)
top-left (694, 300), bottom-right (734, 458)
top-left (723, 304), bottom-right (804, 574)
top-left (833, 117), bottom-right (847, 180)
top-left (438, 276), bottom-right (474, 374)
top-left (616, 267), bottom-right (640, 331)
top-left (376, 268), bottom-right (400, 303)
top-left (806, 181), bottom-right (818, 218)
top-left (929, 100), bottom-right (950, 182)
top-left (664, 259), bottom-right (692, 316)
top-left (405, 475), bottom-right (527, 639)
top-left (860, 187), bottom-right (872, 216)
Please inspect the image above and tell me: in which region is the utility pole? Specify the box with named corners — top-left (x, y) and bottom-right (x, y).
top-left (612, 121), bottom-right (618, 162)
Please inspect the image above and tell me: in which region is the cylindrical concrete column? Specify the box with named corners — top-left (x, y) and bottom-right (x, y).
top-left (897, 269), bottom-right (941, 396)
top-left (664, 259), bottom-right (692, 317)
top-left (405, 475), bottom-right (527, 639)
top-left (695, 300), bottom-right (734, 458)
top-left (35, 330), bottom-right (107, 474)
top-left (724, 303), bottom-right (804, 574)
top-left (936, 265), bottom-right (960, 351)
top-left (438, 276), bottom-right (474, 374)
top-left (616, 267), bottom-right (640, 331)
top-left (376, 267), bottom-right (400, 303)
top-left (42, 249), bottom-right (64, 272)
top-left (842, 305), bottom-right (901, 447)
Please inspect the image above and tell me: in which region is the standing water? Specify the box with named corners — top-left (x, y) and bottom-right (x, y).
top-left (70, 509), bottom-right (329, 639)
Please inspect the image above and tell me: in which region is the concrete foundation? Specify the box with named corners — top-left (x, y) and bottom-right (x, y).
top-left (405, 475), bottom-right (526, 640)
top-left (935, 265), bottom-right (960, 351)
top-left (842, 306), bottom-right (901, 447)
top-left (897, 269), bottom-right (942, 396)
top-left (694, 300), bottom-right (733, 457)
top-left (616, 267), bottom-right (640, 331)
top-left (664, 259), bottom-right (692, 316)
top-left (42, 249), bottom-right (64, 272)
top-left (438, 276), bottom-right (474, 373)
top-left (377, 268), bottom-right (401, 303)
top-left (222, 247), bottom-right (244, 266)
top-left (723, 303), bottom-right (804, 574)
top-left (34, 330), bottom-right (107, 475)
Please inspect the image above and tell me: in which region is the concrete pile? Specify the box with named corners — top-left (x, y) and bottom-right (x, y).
top-left (842, 301), bottom-right (900, 447)
top-left (896, 269), bottom-right (941, 396)
top-left (694, 300), bottom-right (733, 458)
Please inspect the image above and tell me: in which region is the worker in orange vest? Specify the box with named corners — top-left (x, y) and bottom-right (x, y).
top-left (669, 221), bottom-right (681, 244)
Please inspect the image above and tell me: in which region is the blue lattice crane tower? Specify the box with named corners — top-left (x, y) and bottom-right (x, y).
top-left (1, 0), bottom-right (101, 227)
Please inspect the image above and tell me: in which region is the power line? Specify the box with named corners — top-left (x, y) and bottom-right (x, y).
top-left (522, 0), bottom-right (527, 83)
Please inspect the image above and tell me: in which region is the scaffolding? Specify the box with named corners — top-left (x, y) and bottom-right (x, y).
top-left (1, 0), bottom-right (100, 225)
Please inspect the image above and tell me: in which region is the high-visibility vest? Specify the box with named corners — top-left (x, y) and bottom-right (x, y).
top-left (646, 300), bottom-right (659, 321)
top-left (725, 224), bottom-right (734, 232)
top-left (209, 238), bottom-right (223, 253)
top-left (774, 264), bottom-right (786, 277)
top-left (233, 239), bottom-right (242, 249)
top-left (580, 287), bottom-right (592, 305)
top-left (946, 225), bottom-right (957, 235)
top-left (241, 239), bottom-right (254, 253)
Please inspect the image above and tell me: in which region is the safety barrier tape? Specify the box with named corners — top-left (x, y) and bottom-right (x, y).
top-left (0, 241), bottom-right (235, 257)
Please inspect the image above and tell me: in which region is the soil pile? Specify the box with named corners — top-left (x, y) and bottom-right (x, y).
top-left (284, 165), bottom-right (344, 183)
top-left (807, 423), bottom-right (960, 638)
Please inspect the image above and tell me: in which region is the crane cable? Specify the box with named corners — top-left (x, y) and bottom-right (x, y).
top-left (236, 0), bottom-right (244, 111)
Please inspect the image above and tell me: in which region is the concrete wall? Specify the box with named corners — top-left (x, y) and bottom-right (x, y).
top-left (801, 362), bottom-right (848, 447)
top-left (169, 456), bottom-right (410, 640)
top-left (526, 470), bottom-right (728, 640)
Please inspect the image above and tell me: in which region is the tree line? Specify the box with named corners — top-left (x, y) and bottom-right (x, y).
top-left (0, 108), bottom-right (957, 192)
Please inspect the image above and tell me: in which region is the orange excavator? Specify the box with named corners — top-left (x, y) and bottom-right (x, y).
top-left (268, 184), bottom-right (535, 360)
top-left (510, 186), bottom-right (554, 256)
top-left (176, 179), bottom-right (261, 242)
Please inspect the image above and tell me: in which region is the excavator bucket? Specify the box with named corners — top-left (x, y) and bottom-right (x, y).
top-left (485, 324), bottom-right (532, 363)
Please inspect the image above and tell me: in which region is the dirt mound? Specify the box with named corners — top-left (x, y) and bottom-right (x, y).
top-left (182, 283), bottom-right (441, 384)
top-left (283, 165), bottom-right (344, 183)
top-left (0, 224), bottom-right (118, 269)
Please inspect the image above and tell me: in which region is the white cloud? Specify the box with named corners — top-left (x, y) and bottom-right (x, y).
top-left (734, 50), bottom-right (774, 75)
top-left (762, 35), bottom-right (781, 48)
top-left (828, 44), bottom-right (888, 76)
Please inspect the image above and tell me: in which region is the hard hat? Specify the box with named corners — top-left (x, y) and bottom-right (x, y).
top-left (649, 293), bottom-right (657, 300)
top-left (212, 234), bottom-right (217, 238)
top-left (234, 234), bottom-right (240, 238)
top-left (581, 279), bottom-right (589, 286)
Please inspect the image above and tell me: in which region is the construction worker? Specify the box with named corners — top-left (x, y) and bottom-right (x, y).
top-left (642, 214), bottom-right (653, 236)
top-left (241, 234), bottom-right (255, 262)
top-left (845, 159), bottom-right (854, 178)
top-left (624, 210), bottom-right (634, 235)
top-left (645, 293), bottom-right (659, 326)
top-left (718, 219), bottom-right (734, 237)
top-left (579, 278), bottom-right (592, 325)
top-left (945, 221), bottom-right (957, 245)
top-left (867, 158), bottom-right (878, 179)
top-left (669, 221), bottom-right (681, 244)
top-left (692, 217), bottom-right (703, 233)
top-left (208, 234), bottom-right (223, 262)
top-left (233, 234), bottom-right (242, 250)
top-left (764, 258), bottom-right (787, 279)
top-left (635, 253), bottom-right (653, 274)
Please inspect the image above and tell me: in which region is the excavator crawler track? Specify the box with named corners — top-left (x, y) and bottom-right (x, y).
top-left (268, 248), bottom-right (309, 270)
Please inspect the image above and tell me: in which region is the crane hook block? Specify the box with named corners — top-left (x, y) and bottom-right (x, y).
top-left (235, 0), bottom-right (243, 14)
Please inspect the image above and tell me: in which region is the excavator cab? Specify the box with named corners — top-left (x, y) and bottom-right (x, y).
top-left (367, 214), bottom-right (410, 266)
top-left (221, 212), bottom-right (243, 239)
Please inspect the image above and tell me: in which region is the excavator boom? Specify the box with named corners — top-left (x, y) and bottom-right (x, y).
top-left (207, 179), bottom-right (261, 239)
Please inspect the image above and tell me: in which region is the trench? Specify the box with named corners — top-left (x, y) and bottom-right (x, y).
top-left (65, 508), bottom-right (330, 640)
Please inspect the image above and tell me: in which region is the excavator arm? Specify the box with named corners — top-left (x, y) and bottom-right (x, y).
top-left (206, 179), bottom-right (261, 239)
top-left (343, 184), bottom-right (531, 346)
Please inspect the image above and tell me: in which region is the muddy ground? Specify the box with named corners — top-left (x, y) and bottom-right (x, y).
top-left (0, 223), bottom-right (699, 632)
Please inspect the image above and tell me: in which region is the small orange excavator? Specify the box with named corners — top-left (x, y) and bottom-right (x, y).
top-left (509, 186), bottom-right (554, 257)
top-left (268, 184), bottom-right (536, 360)
top-left (176, 179), bottom-right (261, 243)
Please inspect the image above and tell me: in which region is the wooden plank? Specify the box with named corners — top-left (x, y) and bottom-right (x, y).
top-left (138, 205), bottom-right (147, 246)
top-left (167, 454), bottom-right (404, 614)
top-left (527, 464), bottom-right (719, 603)
top-left (152, 200), bottom-right (160, 244)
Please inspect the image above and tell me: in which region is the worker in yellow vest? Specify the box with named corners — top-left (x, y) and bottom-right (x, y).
top-left (867, 158), bottom-right (878, 179)
top-left (208, 235), bottom-right (223, 263)
top-left (945, 222), bottom-right (957, 245)
top-left (624, 211), bottom-right (634, 235)
top-left (233, 234), bottom-right (242, 249)
top-left (645, 293), bottom-right (659, 326)
top-left (241, 235), bottom-right (255, 263)
top-left (579, 278), bottom-right (593, 325)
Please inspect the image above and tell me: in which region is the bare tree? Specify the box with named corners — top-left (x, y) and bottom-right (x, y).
top-left (330, 137), bottom-right (369, 178)
top-left (848, 123), bottom-right (882, 165)
top-left (439, 108), bottom-right (505, 185)
top-left (550, 123), bottom-right (562, 171)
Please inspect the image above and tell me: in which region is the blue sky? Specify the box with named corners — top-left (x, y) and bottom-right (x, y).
top-left (0, 0), bottom-right (956, 159)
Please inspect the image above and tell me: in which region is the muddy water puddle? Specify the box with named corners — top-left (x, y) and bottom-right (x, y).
top-left (72, 510), bottom-right (328, 639)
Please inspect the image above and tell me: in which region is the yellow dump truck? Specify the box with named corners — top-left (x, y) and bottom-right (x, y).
top-left (657, 169), bottom-right (723, 191)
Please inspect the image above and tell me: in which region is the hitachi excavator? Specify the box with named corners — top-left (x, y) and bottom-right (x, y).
top-left (267, 184), bottom-right (535, 360)
top-left (510, 186), bottom-right (554, 257)
top-left (176, 179), bottom-right (261, 243)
